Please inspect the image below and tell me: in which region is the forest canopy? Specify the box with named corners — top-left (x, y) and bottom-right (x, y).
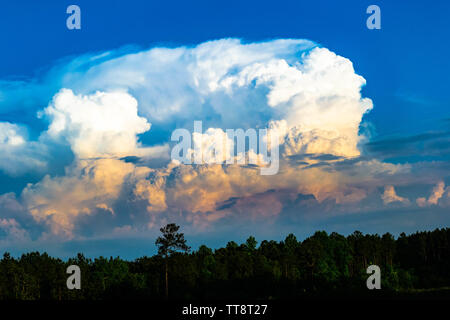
top-left (0, 228), bottom-right (449, 300)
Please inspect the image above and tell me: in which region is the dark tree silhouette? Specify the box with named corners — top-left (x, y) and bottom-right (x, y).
top-left (1, 228), bottom-right (450, 300)
top-left (155, 223), bottom-right (190, 299)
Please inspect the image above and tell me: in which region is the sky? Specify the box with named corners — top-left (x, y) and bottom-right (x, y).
top-left (0, 0), bottom-right (449, 259)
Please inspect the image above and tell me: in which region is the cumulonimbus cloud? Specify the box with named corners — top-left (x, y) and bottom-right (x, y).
top-left (0, 38), bottom-right (423, 241)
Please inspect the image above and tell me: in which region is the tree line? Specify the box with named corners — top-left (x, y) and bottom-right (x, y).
top-left (0, 227), bottom-right (449, 300)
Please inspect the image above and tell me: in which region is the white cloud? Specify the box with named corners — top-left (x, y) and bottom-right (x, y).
top-left (0, 122), bottom-right (26, 146)
top-left (0, 122), bottom-right (47, 175)
top-left (218, 47), bottom-right (372, 158)
top-left (67, 41), bottom-right (371, 158)
top-left (42, 89), bottom-right (159, 159)
top-left (0, 39), bottom-right (372, 170)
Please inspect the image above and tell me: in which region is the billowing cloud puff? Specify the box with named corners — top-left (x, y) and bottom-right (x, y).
top-left (2, 39), bottom-right (371, 158)
top-left (96, 41), bottom-right (370, 158)
top-left (0, 122), bottom-right (26, 146)
top-left (417, 181), bottom-right (446, 207)
top-left (189, 128), bottom-right (233, 164)
top-left (0, 122), bottom-right (47, 175)
top-left (22, 158), bottom-right (151, 238)
top-left (218, 47), bottom-right (372, 157)
top-left (133, 158), bottom-right (405, 225)
top-left (382, 185), bottom-right (409, 205)
top-left (184, 126), bottom-right (269, 166)
top-left (42, 89), bottom-right (162, 159)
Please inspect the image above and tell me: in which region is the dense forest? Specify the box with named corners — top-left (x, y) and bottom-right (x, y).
top-left (0, 227), bottom-right (449, 300)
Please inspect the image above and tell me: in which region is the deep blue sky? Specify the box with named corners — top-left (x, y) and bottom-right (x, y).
top-left (0, 0), bottom-right (448, 141)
